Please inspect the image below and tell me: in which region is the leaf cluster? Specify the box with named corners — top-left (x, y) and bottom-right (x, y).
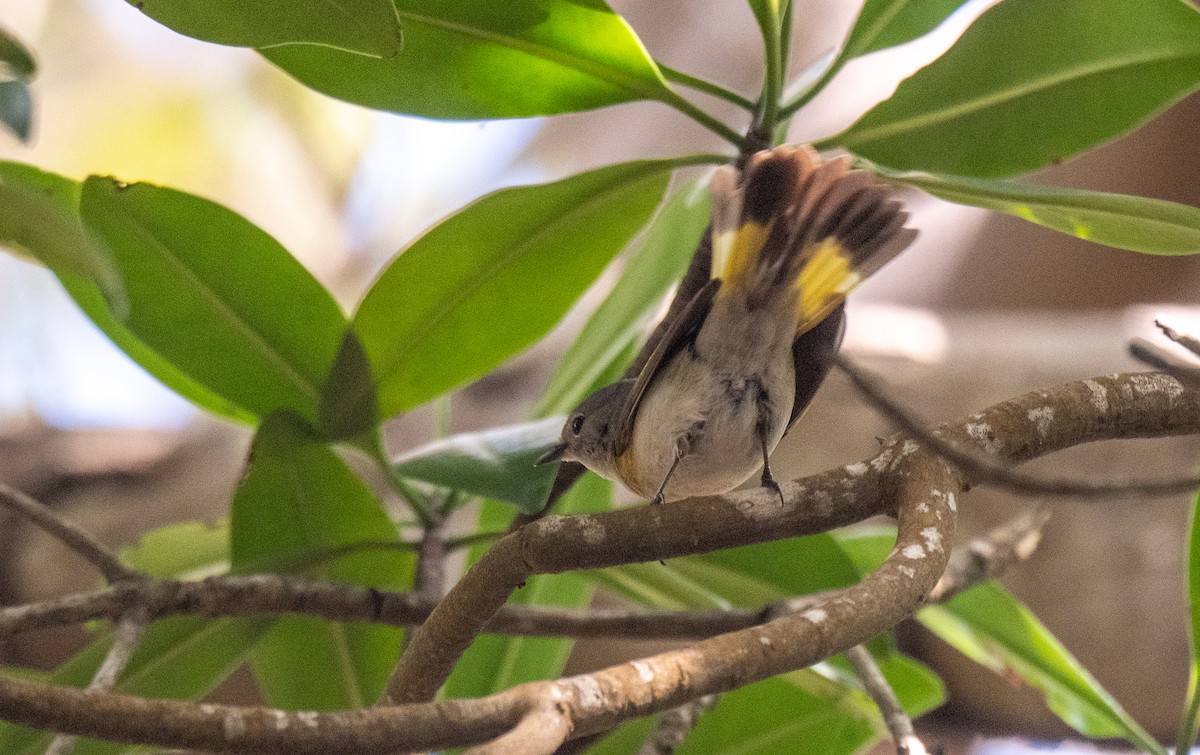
top-left (2, 0), bottom-right (1200, 752)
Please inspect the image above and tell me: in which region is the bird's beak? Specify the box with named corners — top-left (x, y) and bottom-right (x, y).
top-left (537, 443), bottom-right (568, 466)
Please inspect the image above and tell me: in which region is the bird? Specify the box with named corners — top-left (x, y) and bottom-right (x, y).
top-left (539, 145), bottom-right (916, 505)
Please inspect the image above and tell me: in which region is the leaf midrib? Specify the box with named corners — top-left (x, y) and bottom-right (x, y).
top-left (371, 166), bottom-right (667, 397)
top-left (395, 8), bottom-right (666, 100)
top-left (109, 198), bottom-right (322, 409)
top-left (841, 45), bottom-right (1199, 145)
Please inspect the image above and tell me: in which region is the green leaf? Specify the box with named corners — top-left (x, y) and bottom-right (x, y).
top-left (0, 79), bottom-right (31, 142)
top-left (120, 520), bottom-right (230, 579)
top-left (262, 0), bottom-right (672, 119)
top-left (585, 561), bottom-right (733, 610)
top-left (843, 0), bottom-right (973, 59)
top-left (872, 652), bottom-right (945, 718)
top-left (1178, 491), bottom-right (1200, 753)
top-left (836, 528), bottom-right (1163, 754)
top-left (871, 163), bottom-right (1200, 254)
top-left (675, 673), bottom-right (878, 755)
top-left (0, 27), bottom-right (36, 80)
top-left (0, 164), bottom-right (251, 421)
top-left (79, 177), bottom-right (348, 424)
top-left (354, 158), bottom-right (697, 419)
top-left (231, 411), bottom-right (413, 709)
top-left (533, 176), bottom-right (711, 418)
top-left (444, 474), bottom-right (611, 698)
top-left (130, 0), bottom-right (401, 58)
top-left (679, 535), bottom-right (864, 605)
top-left (583, 715), bottom-right (660, 755)
top-left (827, 0), bottom-right (1200, 177)
top-left (0, 163), bottom-right (124, 311)
top-left (318, 329), bottom-right (379, 442)
top-left (392, 417), bottom-right (561, 513)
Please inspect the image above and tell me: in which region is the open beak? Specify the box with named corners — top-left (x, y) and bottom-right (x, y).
top-left (537, 443), bottom-right (568, 466)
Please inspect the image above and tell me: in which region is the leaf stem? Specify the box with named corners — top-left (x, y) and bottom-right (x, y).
top-left (757, 6), bottom-right (783, 138)
top-left (658, 63), bottom-right (755, 111)
top-left (779, 60), bottom-right (840, 120)
top-left (658, 91), bottom-right (744, 147)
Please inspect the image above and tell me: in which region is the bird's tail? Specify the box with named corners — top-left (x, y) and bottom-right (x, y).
top-left (709, 145), bottom-right (916, 333)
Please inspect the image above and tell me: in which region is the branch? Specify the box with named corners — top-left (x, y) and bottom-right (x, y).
top-left (835, 357), bottom-right (1200, 497)
top-left (636, 695), bottom-right (718, 755)
top-left (0, 373), bottom-right (1196, 752)
top-left (0, 484), bottom-right (142, 583)
top-left (1157, 318), bottom-right (1200, 358)
top-left (46, 606), bottom-right (150, 755)
top-left (386, 371), bottom-right (1200, 706)
top-left (845, 646), bottom-right (927, 755)
top-left (930, 507), bottom-right (1051, 603)
top-left (1130, 338), bottom-right (1200, 387)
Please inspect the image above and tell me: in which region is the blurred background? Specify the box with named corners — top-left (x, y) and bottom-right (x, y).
top-left (1, 0), bottom-right (1199, 751)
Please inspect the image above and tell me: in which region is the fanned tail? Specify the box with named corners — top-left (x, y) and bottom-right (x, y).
top-left (709, 145), bottom-right (916, 333)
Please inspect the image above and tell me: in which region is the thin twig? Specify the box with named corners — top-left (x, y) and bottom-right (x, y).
top-left (1130, 338), bottom-right (1200, 387)
top-left (46, 606), bottom-right (150, 755)
top-left (636, 695), bottom-right (719, 755)
top-left (845, 645), bottom-right (927, 755)
top-left (1157, 318), bottom-right (1200, 358)
top-left (930, 507), bottom-right (1052, 603)
top-left (415, 519), bottom-right (449, 602)
top-left (835, 356), bottom-right (1200, 498)
top-left (0, 484), bottom-right (141, 583)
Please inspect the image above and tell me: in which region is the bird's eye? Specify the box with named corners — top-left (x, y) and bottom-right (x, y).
top-left (570, 414), bottom-right (585, 435)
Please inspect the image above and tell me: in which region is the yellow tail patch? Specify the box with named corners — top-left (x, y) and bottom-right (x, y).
top-left (796, 239), bottom-right (859, 331)
top-left (716, 220), bottom-right (770, 294)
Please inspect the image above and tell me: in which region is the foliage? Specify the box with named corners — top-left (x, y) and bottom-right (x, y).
top-left (3, 0), bottom-right (1200, 752)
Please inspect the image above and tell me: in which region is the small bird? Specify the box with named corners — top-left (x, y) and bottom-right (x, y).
top-left (540, 145), bottom-right (916, 504)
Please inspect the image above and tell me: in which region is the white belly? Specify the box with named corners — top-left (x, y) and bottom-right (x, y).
top-left (622, 346), bottom-right (794, 501)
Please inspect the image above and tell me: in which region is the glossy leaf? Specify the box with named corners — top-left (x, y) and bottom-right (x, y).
top-left (0, 165), bottom-right (250, 421)
top-left (120, 520), bottom-right (230, 579)
top-left (828, 0), bottom-right (1200, 177)
top-left (444, 474), bottom-right (611, 698)
top-left (0, 27), bottom-right (35, 80)
top-left (0, 80), bottom-right (31, 142)
top-left (679, 535), bottom-right (863, 604)
top-left (837, 528), bottom-right (1163, 753)
top-left (318, 329), bottom-right (379, 441)
top-left (873, 652), bottom-right (945, 718)
top-left (354, 158), bottom-right (699, 419)
top-left (392, 417), bottom-right (561, 513)
top-left (675, 673), bottom-right (876, 755)
top-left (583, 715), bottom-right (660, 755)
top-left (262, 0), bottom-right (672, 119)
top-left (585, 561), bottom-right (733, 610)
top-left (0, 163), bottom-right (123, 311)
top-left (843, 0), bottom-right (974, 58)
top-left (130, 0), bottom-right (401, 58)
top-left (231, 411), bottom-right (412, 709)
top-left (1179, 491), bottom-right (1200, 753)
top-left (873, 163), bottom-right (1200, 254)
top-left (79, 177), bottom-right (347, 424)
top-left (533, 177), bottom-right (711, 418)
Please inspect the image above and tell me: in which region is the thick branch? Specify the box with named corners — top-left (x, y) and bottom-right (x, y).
top-left (0, 372), bottom-right (1196, 753)
top-left (387, 372), bottom-right (1200, 705)
top-left (837, 358), bottom-right (1200, 497)
top-left (0, 448), bottom-right (956, 753)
